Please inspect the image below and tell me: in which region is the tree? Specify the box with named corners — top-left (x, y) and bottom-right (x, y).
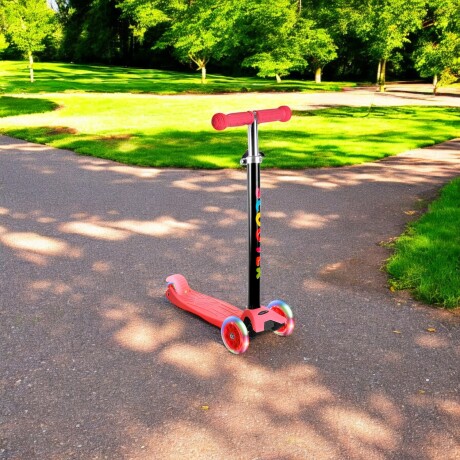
top-left (57, 0), bottom-right (134, 64)
top-left (154, 0), bottom-right (239, 83)
top-left (296, 19), bottom-right (337, 83)
top-left (1, 0), bottom-right (55, 82)
top-left (347, 0), bottom-right (426, 91)
top-left (241, 0), bottom-right (307, 82)
top-left (414, 34), bottom-right (460, 92)
top-left (117, 0), bottom-right (168, 42)
top-left (413, 0), bottom-right (460, 93)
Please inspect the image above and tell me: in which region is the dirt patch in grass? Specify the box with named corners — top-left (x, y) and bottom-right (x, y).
top-left (46, 126), bottom-right (78, 135)
top-left (98, 134), bottom-right (133, 141)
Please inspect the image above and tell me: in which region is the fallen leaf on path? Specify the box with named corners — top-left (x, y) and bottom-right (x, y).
top-left (392, 330), bottom-right (402, 334)
top-left (426, 327), bottom-right (437, 333)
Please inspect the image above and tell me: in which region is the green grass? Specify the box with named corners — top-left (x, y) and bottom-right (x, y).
top-left (0, 95), bottom-right (58, 117)
top-left (386, 178), bottom-right (460, 309)
top-left (0, 61), bottom-right (354, 94)
top-left (1, 93), bottom-right (459, 168)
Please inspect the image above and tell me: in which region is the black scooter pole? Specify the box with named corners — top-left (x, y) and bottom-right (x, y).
top-left (243, 115), bottom-right (263, 310)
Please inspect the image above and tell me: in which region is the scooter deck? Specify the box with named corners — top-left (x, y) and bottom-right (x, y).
top-left (166, 274), bottom-right (288, 333)
top-left (166, 274), bottom-right (242, 327)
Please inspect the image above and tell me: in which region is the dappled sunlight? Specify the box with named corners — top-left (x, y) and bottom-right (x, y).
top-left (367, 393), bottom-right (403, 427)
top-left (303, 278), bottom-right (330, 291)
top-left (265, 210), bottom-right (287, 219)
top-left (290, 211), bottom-right (339, 229)
top-left (320, 261), bottom-right (344, 276)
top-left (80, 160), bottom-right (163, 180)
top-left (102, 299), bottom-right (184, 353)
top-left (59, 216), bottom-right (200, 241)
top-left (92, 260), bottom-right (112, 273)
top-left (0, 230), bottom-right (81, 259)
top-left (203, 205), bottom-right (220, 213)
top-left (133, 421), bottom-right (228, 460)
top-left (0, 140), bottom-right (50, 153)
top-left (0, 207), bottom-right (58, 223)
top-left (112, 217), bottom-right (200, 237)
top-left (322, 406), bottom-right (399, 455)
top-left (232, 364), bottom-right (334, 417)
top-left (60, 221), bottom-right (130, 241)
top-left (271, 172), bottom-right (341, 189)
top-left (36, 216), bottom-right (57, 223)
top-left (258, 144), bottom-right (460, 190)
top-left (423, 433), bottom-right (460, 460)
top-left (216, 208), bottom-right (246, 227)
top-left (190, 234), bottom-right (246, 264)
top-left (142, 350), bottom-right (409, 458)
top-left (436, 398), bottom-right (460, 419)
top-left (172, 172), bottom-right (246, 193)
top-left (114, 319), bottom-right (183, 353)
top-left (25, 278), bottom-right (85, 305)
top-left (382, 351), bottom-right (404, 364)
top-left (30, 279), bottom-right (73, 296)
top-left (160, 343), bottom-right (221, 378)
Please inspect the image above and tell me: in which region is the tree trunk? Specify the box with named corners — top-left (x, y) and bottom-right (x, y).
top-left (378, 59), bottom-right (386, 92)
top-left (28, 51), bottom-right (34, 83)
top-left (376, 60), bottom-right (381, 86)
top-left (433, 74), bottom-right (438, 95)
top-left (315, 67), bottom-right (322, 83)
top-left (201, 65), bottom-right (206, 84)
top-left (275, 73), bottom-right (281, 83)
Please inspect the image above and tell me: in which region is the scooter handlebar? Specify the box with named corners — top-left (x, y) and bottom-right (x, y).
top-left (211, 111), bottom-right (254, 131)
top-left (256, 106), bottom-right (292, 124)
top-left (211, 106), bottom-right (292, 131)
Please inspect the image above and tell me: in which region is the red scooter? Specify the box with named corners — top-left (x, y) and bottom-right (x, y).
top-left (166, 106), bottom-right (294, 354)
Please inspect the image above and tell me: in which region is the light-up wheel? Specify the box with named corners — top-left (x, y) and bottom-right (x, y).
top-left (267, 300), bottom-right (295, 336)
top-left (221, 316), bottom-right (249, 354)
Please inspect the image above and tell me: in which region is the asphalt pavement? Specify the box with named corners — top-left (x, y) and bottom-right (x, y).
top-left (1, 89), bottom-right (460, 459)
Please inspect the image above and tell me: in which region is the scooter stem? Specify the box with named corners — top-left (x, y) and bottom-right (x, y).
top-left (246, 114), bottom-right (262, 309)
top-left (211, 106), bottom-right (292, 310)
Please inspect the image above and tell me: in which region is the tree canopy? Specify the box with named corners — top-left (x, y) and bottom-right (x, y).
top-left (1, 0), bottom-right (55, 81)
top-left (0, 0), bottom-right (459, 88)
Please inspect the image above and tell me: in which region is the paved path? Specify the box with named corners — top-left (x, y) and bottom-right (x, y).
top-left (1, 97), bottom-right (460, 459)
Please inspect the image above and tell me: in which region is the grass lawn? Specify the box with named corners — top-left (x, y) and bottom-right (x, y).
top-left (0, 61), bottom-right (354, 94)
top-left (386, 178), bottom-right (460, 309)
top-left (1, 92), bottom-right (459, 168)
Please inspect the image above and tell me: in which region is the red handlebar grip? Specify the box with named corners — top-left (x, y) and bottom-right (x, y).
top-left (255, 106), bottom-right (292, 124)
top-left (211, 106), bottom-right (291, 130)
top-left (212, 111), bottom-right (254, 131)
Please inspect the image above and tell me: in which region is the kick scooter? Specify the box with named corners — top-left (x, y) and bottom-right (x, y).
top-left (166, 106), bottom-right (294, 354)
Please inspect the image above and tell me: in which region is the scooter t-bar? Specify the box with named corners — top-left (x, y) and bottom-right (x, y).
top-left (212, 106), bottom-right (292, 309)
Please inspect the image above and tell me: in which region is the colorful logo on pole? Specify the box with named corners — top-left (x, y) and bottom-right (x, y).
top-left (255, 187), bottom-right (261, 279)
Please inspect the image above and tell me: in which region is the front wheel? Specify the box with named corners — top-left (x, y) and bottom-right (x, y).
top-left (221, 316), bottom-right (249, 354)
top-left (267, 300), bottom-right (295, 336)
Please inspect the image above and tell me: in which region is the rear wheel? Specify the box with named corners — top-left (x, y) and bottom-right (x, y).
top-left (221, 316), bottom-right (249, 354)
top-left (267, 300), bottom-right (294, 336)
